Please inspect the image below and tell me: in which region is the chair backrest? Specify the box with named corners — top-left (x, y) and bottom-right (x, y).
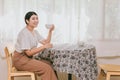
top-left (4, 47), bottom-right (12, 74)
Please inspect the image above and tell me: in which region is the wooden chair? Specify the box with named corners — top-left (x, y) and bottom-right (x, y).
top-left (4, 47), bottom-right (36, 80)
top-left (98, 64), bottom-right (120, 80)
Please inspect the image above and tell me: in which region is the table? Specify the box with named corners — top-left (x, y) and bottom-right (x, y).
top-left (35, 43), bottom-right (98, 80)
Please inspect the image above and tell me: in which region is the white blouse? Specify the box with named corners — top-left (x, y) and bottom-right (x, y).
top-left (15, 27), bottom-right (44, 53)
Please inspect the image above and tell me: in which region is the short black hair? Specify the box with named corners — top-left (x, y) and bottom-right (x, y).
top-left (24, 11), bottom-right (38, 24)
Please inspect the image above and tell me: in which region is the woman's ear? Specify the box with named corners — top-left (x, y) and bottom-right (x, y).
top-left (26, 20), bottom-right (29, 24)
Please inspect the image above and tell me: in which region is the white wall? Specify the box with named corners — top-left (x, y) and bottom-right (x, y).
top-left (0, 58), bottom-right (7, 80)
top-left (89, 40), bottom-right (120, 57)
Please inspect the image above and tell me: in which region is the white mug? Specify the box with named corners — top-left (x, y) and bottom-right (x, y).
top-left (45, 24), bottom-right (52, 29)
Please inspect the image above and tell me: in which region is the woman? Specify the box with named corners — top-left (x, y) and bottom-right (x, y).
top-left (12, 11), bottom-right (58, 80)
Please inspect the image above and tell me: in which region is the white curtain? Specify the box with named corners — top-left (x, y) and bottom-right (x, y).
top-left (1, 0), bottom-right (120, 53)
top-left (0, 0), bottom-right (105, 45)
top-left (105, 0), bottom-right (120, 39)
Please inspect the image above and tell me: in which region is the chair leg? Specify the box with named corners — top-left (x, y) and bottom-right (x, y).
top-left (8, 75), bottom-right (11, 80)
top-left (35, 74), bottom-right (38, 80)
top-left (31, 74), bottom-right (36, 80)
top-left (11, 77), bottom-right (14, 80)
top-left (98, 69), bottom-right (106, 80)
top-left (106, 73), bottom-right (110, 80)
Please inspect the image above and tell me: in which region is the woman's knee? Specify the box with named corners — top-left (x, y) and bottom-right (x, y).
top-left (44, 64), bottom-right (53, 72)
top-left (35, 60), bottom-right (54, 73)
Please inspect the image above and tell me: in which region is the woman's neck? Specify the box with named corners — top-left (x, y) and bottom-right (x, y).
top-left (26, 25), bottom-right (34, 32)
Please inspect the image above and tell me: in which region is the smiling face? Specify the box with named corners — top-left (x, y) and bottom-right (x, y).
top-left (25, 11), bottom-right (39, 29)
top-left (26, 14), bottom-right (39, 28)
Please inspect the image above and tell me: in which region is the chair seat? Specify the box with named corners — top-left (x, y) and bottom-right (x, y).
top-left (99, 64), bottom-right (120, 72)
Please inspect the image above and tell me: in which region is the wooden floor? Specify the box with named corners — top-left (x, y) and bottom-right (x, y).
top-left (101, 76), bottom-right (120, 80)
top-left (14, 72), bottom-right (120, 80)
top-left (14, 72), bottom-right (77, 80)
top-left (57, 72), bottom-right (76, 80)
top-left (57, 72), bottom-right (120, 80)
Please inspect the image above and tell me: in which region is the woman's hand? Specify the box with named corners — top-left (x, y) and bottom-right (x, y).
top-left (49, 24), bottom-right (55, 32)
top-left (44, 43), bottom-right (53, 49)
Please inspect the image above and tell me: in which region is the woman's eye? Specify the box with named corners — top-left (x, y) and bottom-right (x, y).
top-left (32, 17), bottom-right (38, 20)
top-left (32, 18), bottom-right (35, 20)
top-left (36, 17), bottom-right (38, 20)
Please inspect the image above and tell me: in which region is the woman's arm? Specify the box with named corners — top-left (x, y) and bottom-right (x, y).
top-left (40, 25), bottom-right (54, 45)
top-left (24, 43), bottom-right (53, 56)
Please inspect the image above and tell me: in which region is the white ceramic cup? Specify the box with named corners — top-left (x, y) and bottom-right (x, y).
top-left (45, 24), bottom-right (52, 29)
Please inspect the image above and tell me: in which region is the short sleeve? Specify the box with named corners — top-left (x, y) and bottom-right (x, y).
top-left (15, 32), bottom-right (31, 53)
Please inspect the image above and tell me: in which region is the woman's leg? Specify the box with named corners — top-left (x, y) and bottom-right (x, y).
top-left (26, 59), bottom-right (57, 80)
top-left (13, 53), bottom-right (57, 80)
